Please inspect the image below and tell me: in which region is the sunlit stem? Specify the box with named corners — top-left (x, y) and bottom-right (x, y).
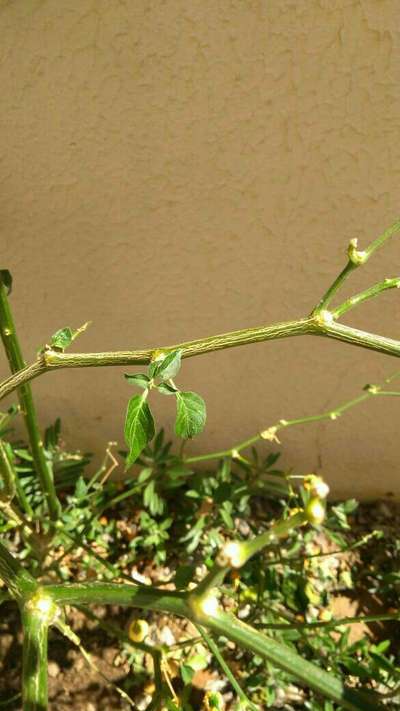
top-left (197, 625), bottom-right (259, 711)
top-left (313, 219), bottom-right (400, 314)
top-left (333, 278), bottom-right (400, 319)
top-left (22, 606), bottom-right (49, 711)
top-left (185, 377), bottom-right (396, 466)
top-left (0, 276), bottom-right (60, 521)
top-left (313, 261), bottom-right (357, 314)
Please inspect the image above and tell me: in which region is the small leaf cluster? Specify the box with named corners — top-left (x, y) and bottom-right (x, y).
top-left (40, 322), bottom-right (91, 353)
top-left (124, 350), bottom-right (206, 467)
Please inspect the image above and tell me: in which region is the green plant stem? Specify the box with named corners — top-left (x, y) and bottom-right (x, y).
top-left (364, 218), bottom-right (400, 258)
top-left (1, 220), bottom-right (400, 404)
top-left (205, 611), bottom-right (382, 711)
top-left (197, 626), bottom-right (258, 711)
top-left (195, 511), bottom-right (307, 598)
top-left (0, 539), bottom-right (37, 601)
top-left (333, 278), bottom-right (400, 319)
top-left (322, 320), bottom-right (400, 357)
top-left (21, 606), bottom-right (49, 711)
top-left (0, 318), bottom-right (314, 401)
top-left (186, 376), bottom-right (398, 465)
top-left (256, 612), bottom-right (400, 631)
top-left (0, 441), bottom-right (16, 498)
top-left (313, 261), bottom-right (357, 313)
top-left (0, 545), bottom-right (385, 711)
top-left (193, 564), bottom-right (229, 598)
top-left (313, 219), bottom-right (400, 314)
top-left (41, 580), bottom-right (381, 710)
top-left (2, 316), bottom-right (400, 406)
top-left (0, 279), bottom-right (60, 520)
top-left (46, 581), bottom-right (189, 616)
top-left (241, 511), bottom-right (306, 561)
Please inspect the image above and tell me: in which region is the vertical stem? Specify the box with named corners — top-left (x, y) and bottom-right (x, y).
top-left (22, 606), bottom-right (49, 711)
top-left (0, 440), bottom-right (16, 497)
top-left (0, 538), bottom-right (37, 601)
top-left (0, 278), bottom-right (60, 520)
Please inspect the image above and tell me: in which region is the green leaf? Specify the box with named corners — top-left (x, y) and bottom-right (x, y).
top-left (181, 664), bottom-right (195, 685)
top-left (150, 349), bottom-right (182, 381)
top-left (157, 382), bottom-right (178, 395)
top-left (75, 476), bottom-right (88, 499)
top-left (174, 564), bottom-right (196, 589)
top-left (0, 270), bottom-right (12, 294)
top-left (187, 654), bottom-right (208, 671)
top-left (125, 373), bottom-right (151, 389)
top-left (207, 692), bottom-right (224, 710)
top-left (220, 504), bottom-right (234, 529)
top-left (124, 392), bottom-right (155, 467)
top-left (175, 391), bottom-right (206, 439)
top-left (138, 467), bottom-right (153, 483)
top-left (157, 349), bottom-right (182, 380)
top-left (49, 321), bottom-right (91, 352)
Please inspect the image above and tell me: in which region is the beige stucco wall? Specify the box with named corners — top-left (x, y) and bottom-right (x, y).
top-left (1, 0), bottom-right (399, 497)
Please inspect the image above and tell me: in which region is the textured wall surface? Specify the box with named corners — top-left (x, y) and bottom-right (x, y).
top-left (1, 0), bottom-right (399, 496)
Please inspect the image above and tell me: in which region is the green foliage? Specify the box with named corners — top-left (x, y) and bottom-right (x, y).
top-left (1, 223), bottom-right (400, 709)
top-left (124, 392), bottom-right (155, 467)
top-left (124, 350), bottom-right (206, 465)
top-left (175, 391), bottom-right (207, 439)
top-left (1, 416), bottom-right (399, 709)
top-left (46, 321), bottom-right (90, 352)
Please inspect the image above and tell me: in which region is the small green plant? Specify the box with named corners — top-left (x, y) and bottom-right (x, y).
top-left (0, 221), bottom-right (400, 710)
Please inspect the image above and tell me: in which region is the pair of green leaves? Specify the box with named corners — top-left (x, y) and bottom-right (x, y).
top-left (46, 322), bottom-right (91, 352)
top-left (124, 350), bottom-right (206, 468)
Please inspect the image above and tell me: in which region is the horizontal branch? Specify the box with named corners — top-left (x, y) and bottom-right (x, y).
top-left (0, 318), bottom-right (314, 401)
top-left (1, 315), bottom-right (400, 403)
top-left (323, 321), bottom-right (400, 358)
top-left (45, 581), bottom-right (382, 711)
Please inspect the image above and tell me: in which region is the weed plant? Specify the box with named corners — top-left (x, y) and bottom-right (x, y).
top-left (0, 223), bottom-right (400, 709)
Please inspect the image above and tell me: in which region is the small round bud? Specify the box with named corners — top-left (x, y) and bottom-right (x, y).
top-left (128, 618), bottom-right (149, 642)
top-left (305, 475), bottom-right (330, 500)
top-left (305, 497), bottom-right (326, 526)
top-left (217, 541), bottom-right (245, 569)
top-left (347, 238), bottom-right (368, 265)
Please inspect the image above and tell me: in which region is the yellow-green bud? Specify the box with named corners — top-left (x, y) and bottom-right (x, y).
top-left (304, 497), bottom-right (326, 525)
top-left (128, 618), bottom-right (149, 642)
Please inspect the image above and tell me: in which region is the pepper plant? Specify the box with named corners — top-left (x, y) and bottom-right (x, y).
top-left (0, 221), bottom-right (400, 710)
